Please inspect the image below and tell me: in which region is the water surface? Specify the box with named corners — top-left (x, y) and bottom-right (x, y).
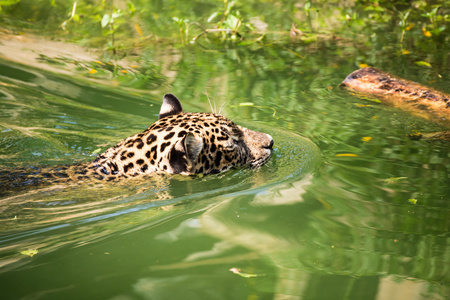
top-left (0, 40), bottom-right (449, 300)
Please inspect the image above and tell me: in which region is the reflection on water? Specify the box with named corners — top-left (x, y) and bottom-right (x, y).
top-left (0, 44), bottom-right (449, 300)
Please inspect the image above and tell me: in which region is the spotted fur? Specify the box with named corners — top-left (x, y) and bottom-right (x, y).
top-left (3, 94), bottom-right (273, 186)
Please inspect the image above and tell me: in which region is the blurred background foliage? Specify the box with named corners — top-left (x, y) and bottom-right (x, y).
top-left (0, 0), bottom-right (449, 93)
top-left (1, 0), bottom-right (448, 52)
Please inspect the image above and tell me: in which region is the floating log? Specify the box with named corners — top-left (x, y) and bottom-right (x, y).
top-left (341, 67), bottom-right (450, 127)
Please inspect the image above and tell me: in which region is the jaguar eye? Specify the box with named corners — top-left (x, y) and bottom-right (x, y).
top-left (221, 125), bottom-right (242, 143)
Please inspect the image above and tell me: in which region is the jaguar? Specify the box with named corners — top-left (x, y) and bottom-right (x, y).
top-left (1, 94), bottom-right (274, 188)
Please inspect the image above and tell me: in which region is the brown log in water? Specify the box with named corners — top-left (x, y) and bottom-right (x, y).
top-left (341, 67), bottom-right (450, 127)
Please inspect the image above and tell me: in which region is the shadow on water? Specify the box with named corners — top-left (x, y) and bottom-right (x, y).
top-left (0, 39), bottom-right (449, 300)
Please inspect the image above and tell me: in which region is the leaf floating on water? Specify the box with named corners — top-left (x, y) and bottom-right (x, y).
top-left (415, 61), bottom-right (431, 68)
top-left (408, 198), bottom-right (418, 205)
top-left (21, 249), bottom-right (38, 257)
top-left (229, 268), bottom-right (261, 278)
top-left (360, 96), bottom-right (382, 103)
top-left (92, 148), bottom-right (103, 155)
top-left (407, 130), bottom-right (423, 140)
top-left (336, 153), bottom-right (358, 157)
top-left (382, 177), bottom-right (407, 184)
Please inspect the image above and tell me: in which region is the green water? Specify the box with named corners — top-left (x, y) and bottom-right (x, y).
top-left (0, 42), bottom-right (449, 300)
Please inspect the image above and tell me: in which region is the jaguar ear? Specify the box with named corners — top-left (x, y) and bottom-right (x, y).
top-left (184, 132), bottom-right (203, 165)
top-left (159, 94), bottom-right (183, 119)
top-left (170, 132), bottom-right (203, 174)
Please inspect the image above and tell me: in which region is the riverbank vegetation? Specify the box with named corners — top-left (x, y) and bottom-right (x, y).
top-left (0, 0), bottom-right (448, 88)
top-left (1, 1), bottom-right (448, 44)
